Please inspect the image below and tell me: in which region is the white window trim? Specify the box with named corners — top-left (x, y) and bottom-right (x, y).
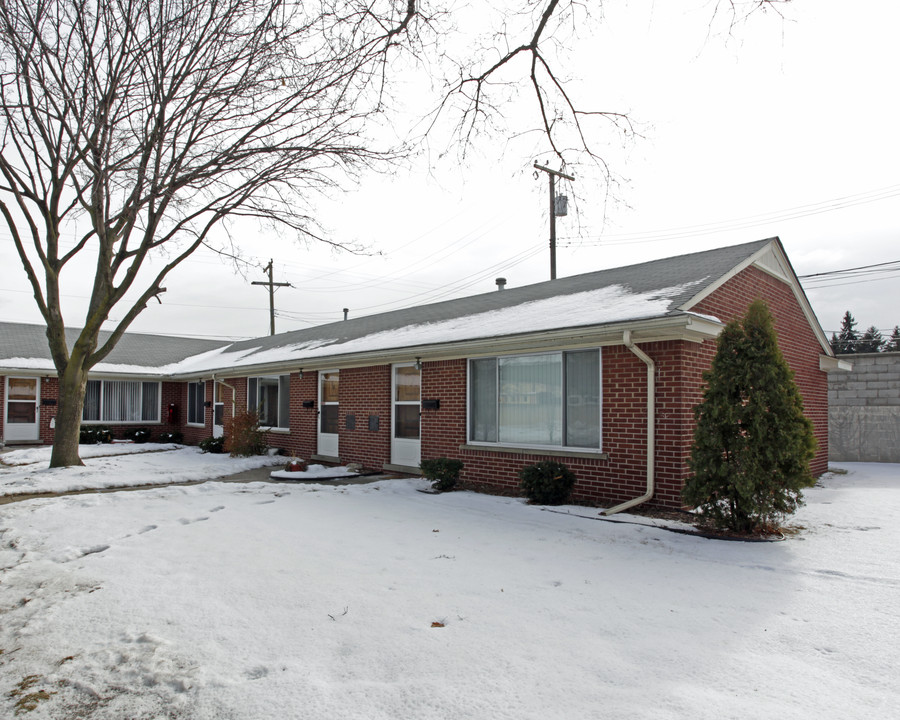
top-left (82, 379), bottom-right (162, 425)
top-left (186, 381), bottom-right (206, 427)
top-left (248, 375), bottom-right (291, 432)
top-left (466, 349), bottom-right (603, 454)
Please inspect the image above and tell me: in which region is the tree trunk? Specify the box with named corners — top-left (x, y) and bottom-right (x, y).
top-left (49, 364), bottom-right (89, 468)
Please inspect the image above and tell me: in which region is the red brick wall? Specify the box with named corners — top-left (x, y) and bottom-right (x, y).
top-left (418, 351), bottom-right (653, 506)
top-left (236, 368), bottom-right (393, 467)
top-left (334, 366), bottom-right (392, 467)
top-left (421, 359), bottom-right (467, 462)
top-left (692, 265), bottom-right (829, 476)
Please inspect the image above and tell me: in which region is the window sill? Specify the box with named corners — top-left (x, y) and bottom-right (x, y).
top-left (186, 422), bottom-right (205, 428)
top-left (82, 421), bottom-right (163, 425)
top-left (261, 427), bottom-right (290, 434)
top-left (459, 444), bottom-right (608, 461)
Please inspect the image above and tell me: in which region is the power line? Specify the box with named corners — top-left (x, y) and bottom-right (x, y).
top-left (558, 182), bottom-right (900, 248)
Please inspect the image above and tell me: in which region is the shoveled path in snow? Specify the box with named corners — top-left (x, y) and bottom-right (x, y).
top-left (0, 463), bottom-right (400, 506)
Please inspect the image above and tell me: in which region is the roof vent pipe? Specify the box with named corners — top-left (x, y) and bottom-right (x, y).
top-left (343, 308), bottom-right (349, 321)
top-left (495, 277), bottom-right (507, 291)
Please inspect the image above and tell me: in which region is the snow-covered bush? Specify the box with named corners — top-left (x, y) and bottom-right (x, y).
top-left (518, 460), bottom-right (576, 505)
top-left (420, 457), bottom-right (464, 492)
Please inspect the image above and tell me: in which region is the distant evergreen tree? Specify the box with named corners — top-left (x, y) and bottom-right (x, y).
top-left (683, 299), bottom-right (817, 534)
top-left (830, 332), bottom-right (841, 354)
top-left (834, 311), bottom-right (860, 354)
top-left (885, 326), bottom-right (900, 353)
top-left (858, 326), bottom-right (886, 353)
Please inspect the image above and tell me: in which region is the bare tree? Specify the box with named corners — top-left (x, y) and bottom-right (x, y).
top-left (0, 0), bottom-right (788, 468)
top-left (0, 0), bottom-right (422, 467)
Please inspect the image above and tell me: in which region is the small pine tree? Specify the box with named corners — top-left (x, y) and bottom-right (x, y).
top-left (835, 311), bottom-right (859, 354)
top-left (858, 326), bottom-right (885, 353)
top-left (683, 299), bottom-right (818, 534)
top-left (885, 326), bottom-right (900, 353)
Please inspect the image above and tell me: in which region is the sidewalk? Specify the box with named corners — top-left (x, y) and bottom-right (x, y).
top-left (0, 464), bottom-right (410, 505)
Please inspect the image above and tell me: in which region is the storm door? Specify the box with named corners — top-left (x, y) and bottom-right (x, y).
top-left (317, 370), bottom-right (339, 457)
top-left (391, 364), bottom-right (420, 468)
top-left (5, 377), bottom-right (40, 442)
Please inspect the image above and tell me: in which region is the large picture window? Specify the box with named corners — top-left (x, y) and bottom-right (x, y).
top-left (248, 375), bottom-right (290, 430)
top-left (83, 380), bottom-right (161, 423)
top-left (468, 350), bottom-right (601, 451)
top-left (187, 381), bottom-right (206, 425)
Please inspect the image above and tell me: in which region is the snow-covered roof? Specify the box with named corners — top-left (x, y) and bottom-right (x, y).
top-left (1, 238), bottom-right (796, 377)
top-left (0, 323), bottom-right (228, 375)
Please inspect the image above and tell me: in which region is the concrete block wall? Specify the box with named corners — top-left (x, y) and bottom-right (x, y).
top-left (828, 353), bottom-right (900, 462)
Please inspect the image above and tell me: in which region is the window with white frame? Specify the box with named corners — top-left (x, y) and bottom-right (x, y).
top-left (468, 349), bottom-right (601, 450)
top-left (187, 381), bottom-right (206, 425)
top-left (82, 380), bottom-right (161, 423)
top-left (247, 375), bottom-right (290, 429)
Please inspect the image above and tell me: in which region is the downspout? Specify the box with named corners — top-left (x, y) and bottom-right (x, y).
top-left (211, 375), bottom-right (237, 417)
top-left (602, 330), bottom-right (655, 516)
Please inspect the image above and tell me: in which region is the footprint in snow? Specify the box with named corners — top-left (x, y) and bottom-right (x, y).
top-left (245, 666), bottom-right (269, 680)
top-left (138, 525), bottom-right (157, 534)
top-left (81, 544), bottom-right (110, 557)
top-left (209, 506), bottom-right (225, 513)
top-left (178, 517), bottom-right (210, 525)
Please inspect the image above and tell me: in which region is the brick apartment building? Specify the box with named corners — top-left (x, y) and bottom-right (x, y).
top-left (1, 238), bottom-right (843, 510)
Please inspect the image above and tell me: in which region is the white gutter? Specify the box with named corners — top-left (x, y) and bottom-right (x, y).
top-left (602, 330), bottom-right (655, 516)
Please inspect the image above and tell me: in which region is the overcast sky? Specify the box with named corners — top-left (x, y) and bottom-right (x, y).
top-left (2, 0), bottom-right (898, 342)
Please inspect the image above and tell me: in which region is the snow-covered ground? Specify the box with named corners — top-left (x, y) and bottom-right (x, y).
top-left (0, 444), bottom-right (284, 496)
top-left (0, 456), bottom-right (897, 719)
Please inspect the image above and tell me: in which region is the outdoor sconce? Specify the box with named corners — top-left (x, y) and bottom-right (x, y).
top-left (415, 357), bottom-right (422, 370)
top-left (422, 398), bottom-right (440, 410)
top-left (298, 369), bottom-right (303, 379)
top-left (302, 400), bottom-right (315, 408)
top-left (203, 400), bottom-right (212, 408)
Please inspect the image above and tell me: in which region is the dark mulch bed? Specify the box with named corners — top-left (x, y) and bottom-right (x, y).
top-left (453, 480), bottom-right (786, 542)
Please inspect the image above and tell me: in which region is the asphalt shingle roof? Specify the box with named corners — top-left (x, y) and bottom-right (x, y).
top-left (0, 322), bottom-right (229, 368)
top-left (222, 237), bottom-right (774, 356)
top-left (0, 238), bottom-right (776, 374)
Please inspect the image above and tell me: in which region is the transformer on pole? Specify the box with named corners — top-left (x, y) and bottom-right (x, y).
top-left (534, 162), bottom-right (575, 280)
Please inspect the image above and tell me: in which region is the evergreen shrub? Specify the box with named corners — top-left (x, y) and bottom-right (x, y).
top-left (80, 425), bottom-right (112, 444)
top-left (198, 435), bottom-right (226, 454)
top-left (420, 457), bottom-right (464, 492)
top-left (122, 427), bottom-right (151, 443)
top-left (156, 430), bottom-right (184, 444)
top-left (683, 299), bottom-right (818, 534)
top-left (518, 460), bottom-right (576, 505)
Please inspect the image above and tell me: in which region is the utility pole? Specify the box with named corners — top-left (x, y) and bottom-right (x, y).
top-left (251, 259), bottom-right (292, 336)
top-left (534, 162), bottom-right (575, 280)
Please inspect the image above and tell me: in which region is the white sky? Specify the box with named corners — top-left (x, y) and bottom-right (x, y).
top-left (1, 0), bottom-right (898, 341)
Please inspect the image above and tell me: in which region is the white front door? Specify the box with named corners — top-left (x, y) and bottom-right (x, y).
top-left (391, 364), bottom-right (421, 468)
top-left (5, 377), bottom-right (40, 443)
top-left (317, 370), bottom-right (339, 457)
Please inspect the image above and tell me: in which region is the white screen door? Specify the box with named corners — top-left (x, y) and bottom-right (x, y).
top-left (5, 377), bottom-right (40, 442)
top-left (391, 364), bottom-right (420, 468)
top-left (317, 371), bottom-right (339, 457)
